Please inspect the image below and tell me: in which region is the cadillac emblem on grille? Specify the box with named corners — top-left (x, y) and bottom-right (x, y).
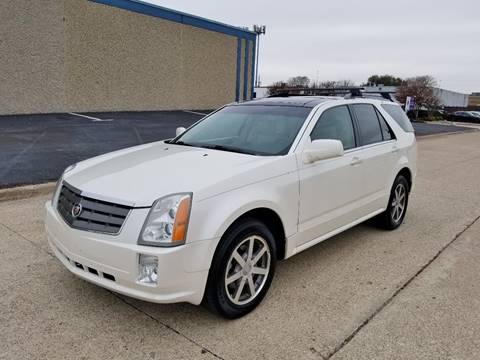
top-left (71, 203), bottom-right (83, 218)
top-left (58, 183), bottom-right (131, 234)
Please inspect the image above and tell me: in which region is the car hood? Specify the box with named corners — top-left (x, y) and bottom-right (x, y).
top-left (64, 141), bottom-right (291, 207)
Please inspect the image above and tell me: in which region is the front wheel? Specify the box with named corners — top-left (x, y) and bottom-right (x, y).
top-left (204, 218), bottom-right (276, 318)
top-left (376, 175), bottom-right (410, 230)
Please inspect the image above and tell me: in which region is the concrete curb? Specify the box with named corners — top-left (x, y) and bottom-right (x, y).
top-left (0, 182), bottom-right (56, 203)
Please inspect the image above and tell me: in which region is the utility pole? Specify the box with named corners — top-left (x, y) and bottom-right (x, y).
top-left (253, 25), bottom-right (266, 88)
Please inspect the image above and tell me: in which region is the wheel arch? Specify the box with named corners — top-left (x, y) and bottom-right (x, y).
top-left (397, 167), bottom-right (413, 192)
top-left (218, 206), bottom-right (287, 261)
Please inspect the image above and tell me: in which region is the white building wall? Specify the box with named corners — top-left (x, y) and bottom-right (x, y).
top-left (364, 85), bottom-right (468, 107)
top-left (363, 85), bottom-right (397, 94)
top-left (253, 87), bottom-right (269, 99)
top-left (434, 88), bottom-right (469, 107)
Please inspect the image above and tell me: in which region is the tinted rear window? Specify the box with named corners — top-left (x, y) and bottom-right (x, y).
top-left (381, 104), bottom-right (414, 132)
top-left (352, 104), bottom-right (383, 146)
top-left (375, 108), bottom-right (395, 141)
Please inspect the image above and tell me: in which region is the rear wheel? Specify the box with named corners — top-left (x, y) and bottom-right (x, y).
top-left (204, 218), bottom-right (276, 318)
top-left (376, 175), bottom-right (410, 230)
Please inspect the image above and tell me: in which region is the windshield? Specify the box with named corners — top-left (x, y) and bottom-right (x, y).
top-left (172, 105), bottom-right (311, 156)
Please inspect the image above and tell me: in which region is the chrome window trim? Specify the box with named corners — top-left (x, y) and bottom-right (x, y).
top-left (293, 100), bottom-right (398, 155)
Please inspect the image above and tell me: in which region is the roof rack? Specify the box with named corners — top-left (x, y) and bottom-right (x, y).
top-left (267, 87), bottom-right (395, 102)
top-left (347, 91), bottom-right (395, 102)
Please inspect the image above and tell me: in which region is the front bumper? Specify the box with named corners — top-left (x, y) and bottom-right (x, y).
top-left (45, 201), bottom-right (215, 305)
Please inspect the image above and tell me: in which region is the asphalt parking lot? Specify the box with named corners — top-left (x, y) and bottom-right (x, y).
top-left (411, 120), bottom-right (474, 136)
top-left (0, 111), bottom-right (207, 188)
top-left (0, 111), bottom-right (475, 188)
top-left (1, 131), bottom-right (479, 359)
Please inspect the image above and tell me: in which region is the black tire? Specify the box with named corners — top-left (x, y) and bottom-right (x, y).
top-left (204, 218), bottom-right (276, 319)
top-left (376, 175), bottom-right (410, 230)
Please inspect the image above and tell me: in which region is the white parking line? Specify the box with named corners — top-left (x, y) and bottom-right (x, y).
top-left (182, 110), bottom-right (209, 116)
top-left (68, 112), bottom-right (114, 122)
top-left (133, 126), bottom-right (144, 144)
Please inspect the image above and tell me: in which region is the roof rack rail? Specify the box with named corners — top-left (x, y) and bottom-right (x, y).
top-left (267, 87), bottom-right (395, 102)
top-left (347, 91), bottom-right (395, 102)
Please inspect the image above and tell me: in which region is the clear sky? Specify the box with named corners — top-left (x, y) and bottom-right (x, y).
top-left (146, 0), bottom-right (479, 94)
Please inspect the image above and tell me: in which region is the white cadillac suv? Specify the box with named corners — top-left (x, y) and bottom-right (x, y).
top-left (45, 96), bottom-right (417, 318)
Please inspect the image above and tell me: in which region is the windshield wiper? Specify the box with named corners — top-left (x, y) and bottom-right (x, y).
top-left (172, 140), bottom-right (195, 147)
top-left (172, 141), bottom-right (257, 155)
top-left (198, 144), bottom-right (257, 155)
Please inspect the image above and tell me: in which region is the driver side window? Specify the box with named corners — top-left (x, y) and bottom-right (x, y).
top-left (310, 105), bottom-right (356, 150)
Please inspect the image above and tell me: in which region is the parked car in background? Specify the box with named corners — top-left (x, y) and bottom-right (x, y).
top-left (45, 96), bottom-right (417, 318)
top-left (447, 111), bottom-right (480, 123)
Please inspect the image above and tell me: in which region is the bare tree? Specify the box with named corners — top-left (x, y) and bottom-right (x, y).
top-left (396, 76), bottom-right (440, 118)
top-left (267, 81), bottom-right (288, 96)
top-left (317, 80), bottom-right (336, 88)
top-left (315, 80), bottom-right (355, 88)
top-left (287, 76), bottom-right (310, 87)
top-left (334, 79), bottom-right (356, 88)
top-left (267, 78), bottom-right (356, 96)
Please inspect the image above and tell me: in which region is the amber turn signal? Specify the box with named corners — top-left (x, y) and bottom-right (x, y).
top-left (172, 196), bottom-right (191, 242)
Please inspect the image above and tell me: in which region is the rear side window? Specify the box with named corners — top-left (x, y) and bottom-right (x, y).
top-left (310, 106), bottom-right (355, 150)
top-left (381, 104), bottom-right (414, 132)
top-left (375, 109), bottom-right (395, 141)
top-left (352, 104), bottom-right (383, 146)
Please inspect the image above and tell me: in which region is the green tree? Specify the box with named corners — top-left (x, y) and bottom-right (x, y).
top-left (367, 74), bottom-right (403, 86)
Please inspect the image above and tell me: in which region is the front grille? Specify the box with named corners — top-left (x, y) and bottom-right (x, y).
top-left (57, 182), bottom-right (132, 234)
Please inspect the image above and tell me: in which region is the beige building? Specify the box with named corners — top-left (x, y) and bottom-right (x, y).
top-left (469, 93), bottom-right (480, 107)
top-left (0, 0), bottom-right (256, 115)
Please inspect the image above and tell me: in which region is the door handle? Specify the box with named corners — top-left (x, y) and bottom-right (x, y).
top-left (350, 157), bottom-right (362, 166)
top-left (391, 145), bottom-right (399, 154)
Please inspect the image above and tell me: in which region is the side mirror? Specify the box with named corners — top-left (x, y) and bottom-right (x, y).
top-left (303, 139), bottom-right (344, 164)
top-left (176, 127), bottom-right (186, 137)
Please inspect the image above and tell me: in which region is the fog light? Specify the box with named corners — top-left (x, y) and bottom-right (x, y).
top-left (138, 254), bottom-right (158, 285)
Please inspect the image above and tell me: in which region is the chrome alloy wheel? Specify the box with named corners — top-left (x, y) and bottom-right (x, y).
top-left (391, 183), bottom-right (406, 223)
top-left (224, 235), bottom-right (271, 306)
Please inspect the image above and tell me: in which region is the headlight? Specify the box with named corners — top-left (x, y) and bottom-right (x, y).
top-left (51, 163), bottom-right (76, 206)
top-left (138, 193), bottom-right (192, 247)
